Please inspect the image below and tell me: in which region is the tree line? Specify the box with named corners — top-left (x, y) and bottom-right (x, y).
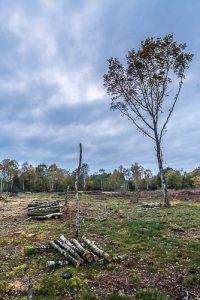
top-left (0, 158), bottom-right (199, 193)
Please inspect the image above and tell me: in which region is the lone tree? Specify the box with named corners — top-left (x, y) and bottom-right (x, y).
top-left (104, 34), bottom-right (193, 206)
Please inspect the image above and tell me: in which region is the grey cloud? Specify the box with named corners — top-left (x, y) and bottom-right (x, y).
top-left (0, 0), bottom-right (199, 173)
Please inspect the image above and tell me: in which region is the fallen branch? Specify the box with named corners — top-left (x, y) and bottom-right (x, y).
top-left (31, 213), bottom-right (63, 220)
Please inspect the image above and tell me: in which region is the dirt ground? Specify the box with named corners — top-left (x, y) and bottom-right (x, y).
top-left (0, 193), bottom-right (200, 299)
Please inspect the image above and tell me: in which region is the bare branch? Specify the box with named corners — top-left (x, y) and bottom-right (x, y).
top-left (159, 78), bottom-right (183, 142)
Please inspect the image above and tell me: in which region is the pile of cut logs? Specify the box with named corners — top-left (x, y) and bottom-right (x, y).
top-left (49, 235), bottom-right (126, 268)
top-left (139, 202), bottom-right (162, 211)
top-left (26, 200), bottom-right (63, 220)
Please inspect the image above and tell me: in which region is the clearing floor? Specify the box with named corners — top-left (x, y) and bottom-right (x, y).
top-left (0, 192), bottom-right (200, 299)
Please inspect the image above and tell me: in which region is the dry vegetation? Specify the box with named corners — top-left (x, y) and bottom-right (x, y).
top-left (0, 192), bottom-right (200, 299)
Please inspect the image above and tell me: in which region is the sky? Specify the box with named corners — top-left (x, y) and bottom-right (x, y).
top-left (0, 0), bottom-right (199, 174)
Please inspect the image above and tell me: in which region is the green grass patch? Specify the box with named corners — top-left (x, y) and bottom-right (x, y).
top-left (135, 288), bottom-right (170, 300)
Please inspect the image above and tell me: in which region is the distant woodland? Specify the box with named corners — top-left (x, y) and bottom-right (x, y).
top-left (0, 159), bottom-right (199, 193)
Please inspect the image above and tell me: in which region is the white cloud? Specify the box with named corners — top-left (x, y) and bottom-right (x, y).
top-left (4, 10), bottom-right (57, 62)
top-left (0, 78), bottom-right (27, 93)
top-left (0, 117), bottom-right (126, 143)
top-left (0, 0), bottom-right (105, 106)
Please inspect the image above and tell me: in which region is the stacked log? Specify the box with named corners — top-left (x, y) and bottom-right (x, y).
top-left (141, 202), bottom-right (161, 209)
top-left (138, 202), bottom-right (162, 212)
top-left (82, 236), bottom-right (113, 262)
top-left (48, 235), bottom-right (123, 268)
top-left (47, 260), bottom-right (69, 268)
top-left (27, 200), bottom-right (63, 220)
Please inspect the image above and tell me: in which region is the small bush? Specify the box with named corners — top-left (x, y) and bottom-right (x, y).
top-left (24, 246), bottom-right (36, 256)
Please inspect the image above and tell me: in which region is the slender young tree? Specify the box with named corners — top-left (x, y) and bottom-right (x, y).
top-left (75, 143), bottom-right (82, 237)
top-left (104, 34), bottom-right (193, 206)
top-left (144, 169), bottom-right (153, 190)
top-left (131, 163), bottom-right (143, 191)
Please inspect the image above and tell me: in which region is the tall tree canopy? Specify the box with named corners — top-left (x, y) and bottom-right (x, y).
top-left (104, 34), bottom-right (193, 206)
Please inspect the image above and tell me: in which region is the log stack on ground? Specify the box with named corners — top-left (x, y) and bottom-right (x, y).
top-left (142, 202), bottom-right (161, 208)
top-left (48, 235), bottom-right (124, 268)
top-left (27, 200), bottom-right (63, 220)
top-left (139, 202), bottom-right (162, 211)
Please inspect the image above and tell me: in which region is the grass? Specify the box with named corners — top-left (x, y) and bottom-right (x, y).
top-left (0, 192), bottom-right (200, 299)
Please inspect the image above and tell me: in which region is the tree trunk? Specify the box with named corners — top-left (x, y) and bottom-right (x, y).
top-left (100, 179), bottom-right (103, 191)
top-left (11, 178), bottom-right (14, 192)
top-left (22, 178), bottom-right (25, 192)
top-left (83, 177), bottom-right (86, 190)
top-left (155, 138), bottom-right (169, 206)
top-left (52, 179), bottom-right (55, 191)
top-left (0, 179), bottom-right (2, 193)
top-left (65, 186), bottom-right (69, 207)
top-left (75, 143), bottom-right (82, 238)
top-left (134, 180), bottom-right (138, 191)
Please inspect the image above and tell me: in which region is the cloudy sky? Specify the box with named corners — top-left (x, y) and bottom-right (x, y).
top-left (0, 0), bottom-right (199, 173)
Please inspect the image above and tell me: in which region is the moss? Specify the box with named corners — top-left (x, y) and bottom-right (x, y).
top-left (0, 280), bottom-right (10, 293)
top-left (33, 274), bottom-right (66, 298)
top-left (67, 275), bottom-right (89, 291)
top-left (13, 264), bottom-right (27, 271)
top-left (6, 270), bottom-right (15, 278)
